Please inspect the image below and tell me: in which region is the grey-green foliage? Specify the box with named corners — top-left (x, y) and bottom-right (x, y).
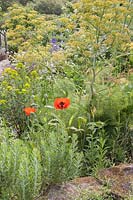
top-left (36, 125), bottom-right (83, 188)
top-left (84, 122), bottom-right (110, 175)
top-left (0, 125), bottom-right (41, 200)
top-left (30, 116), bottom-right (83, 188)
top-left (15, 148), bottom-right (42, 200)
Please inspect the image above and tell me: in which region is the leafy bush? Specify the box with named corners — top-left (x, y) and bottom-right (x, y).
top-left (18, 0), bottom-right (33, 6)
top-left (83, 122), bottom-right (110, 175)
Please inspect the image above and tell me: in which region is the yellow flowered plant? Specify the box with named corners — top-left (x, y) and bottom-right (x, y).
top-left (30, 70), bottom-right (38, 78)
top-left (6, 86), bottom-right (13, 91)
top-left (3, 68), bottom-right (18, 77)
top-left (0, 63), bottom-right (41, 136)
top-left (64, 0), bottom-right (132, 69)
top-left (24, 83), bottom-right (30, 89)
top-left (2, 3), bottom-right (45, 52)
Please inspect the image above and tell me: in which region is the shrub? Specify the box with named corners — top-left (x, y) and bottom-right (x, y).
top-left (0, 1), bottom-right (33, 11)
top-left (2, 3), bottom-right (45, 52)
top-left (18, 0), bottom-right (33, 6)
top-left (34, 0), bottom-right (63, 15)
top-left (83, 122), bottom-right (110, 175)
top-left (0, 0), bottom-right (14, 11)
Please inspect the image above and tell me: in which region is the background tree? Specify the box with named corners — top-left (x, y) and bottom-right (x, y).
top-left (0, 0), bottom-right (33, 11)
top-left (34, 0), bottom-right (63, 15)
top-left (18, 0), bottom-right (33, 6)
top-left (0, 0), bottom-right (14, 11)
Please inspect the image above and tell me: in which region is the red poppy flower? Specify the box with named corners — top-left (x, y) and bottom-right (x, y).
top-left (23, 107), bottom-right (36, 116)
top-left (54, 98), bottom-right (70, 110)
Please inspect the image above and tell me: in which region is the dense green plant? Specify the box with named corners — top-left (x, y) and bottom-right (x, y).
top-left (18, 0), bottom-right (33, 6)
top-left (93, 77), bottom-right (133, 163)
top-left (83, 122), bottom-right (110, 175)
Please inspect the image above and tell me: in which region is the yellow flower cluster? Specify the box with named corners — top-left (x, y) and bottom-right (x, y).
top-left (65, 0), bottom-right (132, 60)
top-left (1, 63), bottom-right (36, 97)
top-left (30, 70), bottom-right (38, 78)
top-left (52, 51), bottom-right (66, 63)
top-left (3, 68), bottom-right (18, 78)
top-left (129, 42), bottom-right (133, 50)
top-left (0, 100), bottom-right (7, 104)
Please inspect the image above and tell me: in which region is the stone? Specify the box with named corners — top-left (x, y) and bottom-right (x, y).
top-left (45, 177), bottom-right (104, 200)
top-left (98, 163), bottom-right (133, 198)
top-left (0, 59), bottom-right (11, 74)
top-left (37, 163), bottom-right (133, 200)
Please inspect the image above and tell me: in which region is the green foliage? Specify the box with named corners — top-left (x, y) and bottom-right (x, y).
top-left (76, 189), bottom-right (114, 200)
top-left (93, 78), bottom-right (133, 163)
top-left (84, 122), bottom-right (110, 175)
top-left (18, 0), bottom-right (33, 6)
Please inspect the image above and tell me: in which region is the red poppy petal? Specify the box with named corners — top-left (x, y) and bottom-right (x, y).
top-left (54, 98), bottom-right (70, 110)
top-left (23, 107), bottom-right (36, 116)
